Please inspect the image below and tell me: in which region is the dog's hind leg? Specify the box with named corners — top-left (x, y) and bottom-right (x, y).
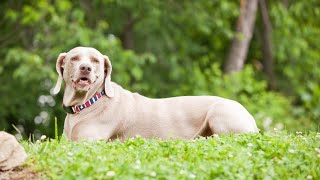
top-left (206, 100), bottom-right (259, 135)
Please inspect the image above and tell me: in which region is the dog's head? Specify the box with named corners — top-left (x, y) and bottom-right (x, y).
top-left (53, 47), bottom-right (114, 106)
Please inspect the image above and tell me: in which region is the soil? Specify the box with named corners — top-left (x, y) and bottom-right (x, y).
top-left (0, 167), bottom-right (39, 180)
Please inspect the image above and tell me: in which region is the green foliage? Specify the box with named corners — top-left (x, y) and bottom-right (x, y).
top-left (23, 132), bottom-right (320, 179)
top-left (270, 0), bottom-right (320, 122)
top-left (0, 0), bottom-right (319, 138)
top-left (0, 0), bottom-right (155, 138)
top-left (180, 63), bottom-right (309, 131)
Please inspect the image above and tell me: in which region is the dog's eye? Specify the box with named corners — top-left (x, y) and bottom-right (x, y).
top-left (91, 58), bottom-right (99, 63)
top-left (71, 57), bottom-right (79, 61)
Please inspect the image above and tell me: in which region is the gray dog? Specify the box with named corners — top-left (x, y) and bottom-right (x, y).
top-left (53, 47), bottom-right (258, 141)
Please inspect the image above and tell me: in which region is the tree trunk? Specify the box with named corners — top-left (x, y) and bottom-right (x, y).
top-left (282, 0), bottom-right (290, 8)
top-left (259, 0), bottom-right (276, 89)
top-left (224, 0), bottom-right (258, 74)
top-left (120, 15), bottom-right (135, 49)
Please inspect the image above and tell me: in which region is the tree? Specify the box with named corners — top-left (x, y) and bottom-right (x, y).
top-left (224, 0), bottom-right (258, 74)
top-left (259, 0), bottom-right (276, 89)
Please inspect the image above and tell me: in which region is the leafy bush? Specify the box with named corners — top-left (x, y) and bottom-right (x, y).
top-left (180, 63), bottom-right (316, 131)
top-left (0, 0), bottom-right (155, 138)
top-left (1, 0), bottom-right (319, 138)
top-left (270, 1), bottom-right (320, 124)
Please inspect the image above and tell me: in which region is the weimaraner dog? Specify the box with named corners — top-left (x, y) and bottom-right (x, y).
top-left (54, 47), bottom-right (258, 141)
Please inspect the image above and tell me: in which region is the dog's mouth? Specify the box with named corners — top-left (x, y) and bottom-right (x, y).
top-left (77, 77), bottom-right (91, 86)
top-left (72, 76), bottom-right (93, 90)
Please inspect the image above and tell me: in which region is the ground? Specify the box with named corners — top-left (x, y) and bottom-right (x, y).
top-left (2, 131), bottom-right (320, 179)
top-left (0, 167), bottom-right (39, 180)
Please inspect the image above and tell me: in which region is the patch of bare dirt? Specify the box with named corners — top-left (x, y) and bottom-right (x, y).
top-left (0, 167), bottom-right (39, 180)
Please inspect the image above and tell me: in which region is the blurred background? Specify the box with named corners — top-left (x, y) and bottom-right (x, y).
top-left (0, 0), bottom-right (319, 140)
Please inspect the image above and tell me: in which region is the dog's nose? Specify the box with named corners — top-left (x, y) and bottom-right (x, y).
top-left (79, 63), bottom-right (92, 73)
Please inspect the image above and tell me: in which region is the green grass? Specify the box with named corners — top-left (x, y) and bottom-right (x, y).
top-left (22, 131), bottom-right (320, 179)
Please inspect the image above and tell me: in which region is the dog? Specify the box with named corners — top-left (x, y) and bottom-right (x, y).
top-left (53, 47), bottom-right (259, 141)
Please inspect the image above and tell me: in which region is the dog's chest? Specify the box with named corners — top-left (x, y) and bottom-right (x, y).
top-left (63, 102), bottom-right (117, 140)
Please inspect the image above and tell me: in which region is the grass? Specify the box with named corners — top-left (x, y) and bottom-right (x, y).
top-left (22, 131), bottom-right (320, 179)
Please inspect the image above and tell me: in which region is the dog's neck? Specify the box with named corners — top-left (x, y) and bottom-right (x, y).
top-left (63, 84), bottom-right (104, 106)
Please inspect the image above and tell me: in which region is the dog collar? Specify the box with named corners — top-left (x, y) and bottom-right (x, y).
top-left (63, 90), bottom-right (105, 114)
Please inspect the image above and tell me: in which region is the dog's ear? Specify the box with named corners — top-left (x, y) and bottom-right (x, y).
top-left (104, 55), bottom-right (114, 97)
top-left (53, 53), bottom-right (67, 95)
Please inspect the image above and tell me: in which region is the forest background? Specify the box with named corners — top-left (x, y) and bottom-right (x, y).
top-left (0, 0), bottom-right (319, 139)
